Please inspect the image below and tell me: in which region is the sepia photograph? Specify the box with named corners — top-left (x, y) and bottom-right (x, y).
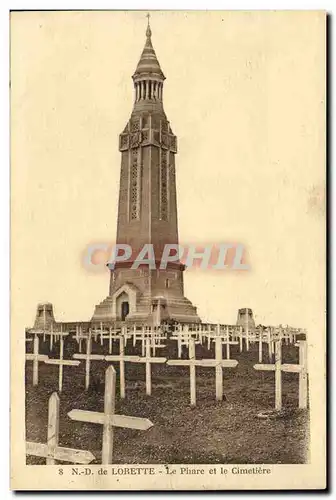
top-left (10, 10), bottom-right (326, 490)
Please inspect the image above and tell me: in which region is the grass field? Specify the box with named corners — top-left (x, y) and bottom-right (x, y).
top-left (26, 337), bottom-right (309, 465)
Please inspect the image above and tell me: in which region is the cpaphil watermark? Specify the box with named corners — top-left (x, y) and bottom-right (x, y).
top-left (82, 242), bottom-right (250, 273)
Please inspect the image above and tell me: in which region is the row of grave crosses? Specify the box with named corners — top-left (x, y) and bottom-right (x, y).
top-left (26, 328), bottom-right (308, 411)
top-left (26, 321), bottom-right (305, 365)
top-left (26, 333), bottom-right (234, 403)
top-left (26, 339), bottom-right (309, 467)
top-left (166, 324), bottom-right (304, 367)
top-left (26, 320), bottom-right (305, 390)
top-left (27, 321), bottom-right (305, 348)
top-left (73, 324), bottom-right (166, 355)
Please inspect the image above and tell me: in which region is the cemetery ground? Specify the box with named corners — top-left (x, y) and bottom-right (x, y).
top-left (25, 338), bottom-right (309, 465)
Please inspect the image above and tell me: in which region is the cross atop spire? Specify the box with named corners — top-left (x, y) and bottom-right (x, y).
top-left (132, 14), bottom-right (165, 81)
top-left (146, 12), bottom-right (151, 36)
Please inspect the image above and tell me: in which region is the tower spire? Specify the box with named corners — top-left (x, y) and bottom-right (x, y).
top-left (146, 12), bottom-right (151, 38)
top-left (133, 15), bottom-right (164, 80)
top-left (132, 14), bottom-right (165, 106)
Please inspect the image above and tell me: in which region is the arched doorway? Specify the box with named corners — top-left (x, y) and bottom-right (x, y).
top-left (121, 301), bottom-right (129, 321)
top-left (116, 291), bottom-right (129, 321)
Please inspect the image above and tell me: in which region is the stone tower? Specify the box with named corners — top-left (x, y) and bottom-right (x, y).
top-left (33, 303), bottom-right (57, 330)
top-left (236, 308), bottom-right (255, 329)
top-left (92, 20), bottom-right (200, 325)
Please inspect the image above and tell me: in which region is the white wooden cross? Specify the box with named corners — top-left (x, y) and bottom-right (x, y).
top-left (195, 323), bottom-right (205, 344)
top-left (25, 335), bottom-right (49, 386)
top-left (73, 325), bottom-right (89, 353)
top-left (167, 338), bottom-right (238, 405)
top-left (105, 326), bottom-right (122, 354)
top-left (52, 325), bottom-right (68, 346)
top-left (121, 325), bottom-right (133, 347)
top-left (150, 331), bottom-right (166, 356)
top-left (26, 329), bottom-right (45, 336)
top-left (44, 335), bottom-right (81, 392)
top-left (282, 326), bottom-right (290, 345)
top-left (266, 328), bottom-right (274, 361)
top-left (132, 325), bottom-right (143, 347)
top-left (171, 327), bottom-right (199, 358)
top-left (254, 340), bottom-right (308, 410)
top-left (132, 338), bottom-right (167, 395)
top-left (68, 366), bottom-right (153, 464)
top-left (254, 327), bottom-right (269, 363)
top-left (97, 322), bottom-right (123, 348)
top-left (213, 325), bottom-right (238, 359)
top-left (202, 324), bottom-right (216, 350)
top-left (73, 331), bottom-right (105, 390)
top-left (170, 331), bottom-right (188, 358)
top-left (141, 328), bottom-right (150, 356)
top-left (74, 325), bottom-right (80, 342)
top-left (225, 326), bottom-right (239, 359)
top-left (99, 322), bottom-right (104, 345)
top-left (27, 329), bottom-right (47, 345)
top-left (96, 326), bottom-right (118, 352)
top-left (295, 340), bottom-right (308, 409)
top-left (132, 327), bottom-right (151, 356)
top-left (239, 326), bottom-right (243, 352)
top-left (91, 326), bottom-right (100, 343)
top-left (26, 392), bottom-right (95, 464)
top-left (245, 309), bottom-right (250, 351)
top-left (212, 336), bottom-right (238, 400)
top-left (258, 328), bottom-right (264, 363)
top-left (230, 325), bottom-right (241, 343)
top-left (287, 329), bottom-right (294, 344)
top-left (33, 324), bottom-right (66, 351)
top-left (105, 337), bottom-right (141, 398)
top-left (49, 323), bottom-right (54, 350)
top-left (43, 305), bottom-right (47, 340)
top-left (107, 327), bottom-right (117, 354)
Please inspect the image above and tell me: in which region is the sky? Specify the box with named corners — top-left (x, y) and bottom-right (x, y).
top-left (11, 10), bottom-right (325, 332)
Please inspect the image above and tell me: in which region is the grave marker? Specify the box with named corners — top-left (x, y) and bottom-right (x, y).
top-left (43, 306), bottom-right (46, 341)
top-left (68, 366), bottom-right (153, 464)
top-left (49, 323), bottom-right (54, 350)
top-left (214, 325), bottom-right (238, 359)
top-left (26, 392), bottom-right (95, 464)
top-left (105, 337), bottom-right (141, 398)
top-left (73, 325), bottom-right (88, 353)
top-left (254, 340), bottom-right (308, 410)
top-left (73, 331), bottom-right (105, 390)
top-left (267, 328), bottom-right (273, 361)
top-left (132, 338), bottom-right (167, 395)
top-left (167, 338), bottom-right (238, 405)
top-left (150, 331), bottom-right (166, 356)
top-left (298, 340), bottom-right (308, 409)
top-left (171, 328), bottom-right (198, 358)
top-left (107, 326), bottom-right (121, 354)
top-left (25, 335), bottom-right (49, 386)
top-left (239, 326), bottom-right (243, 352)
top-left (245, 308), bottom-right (250, 351)
top-left (258, 329), bottom-right (263, 363)
top-left (45, 336), bottom-right (81, 392)
top-left (95, 325), bottom-right (119, 353)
